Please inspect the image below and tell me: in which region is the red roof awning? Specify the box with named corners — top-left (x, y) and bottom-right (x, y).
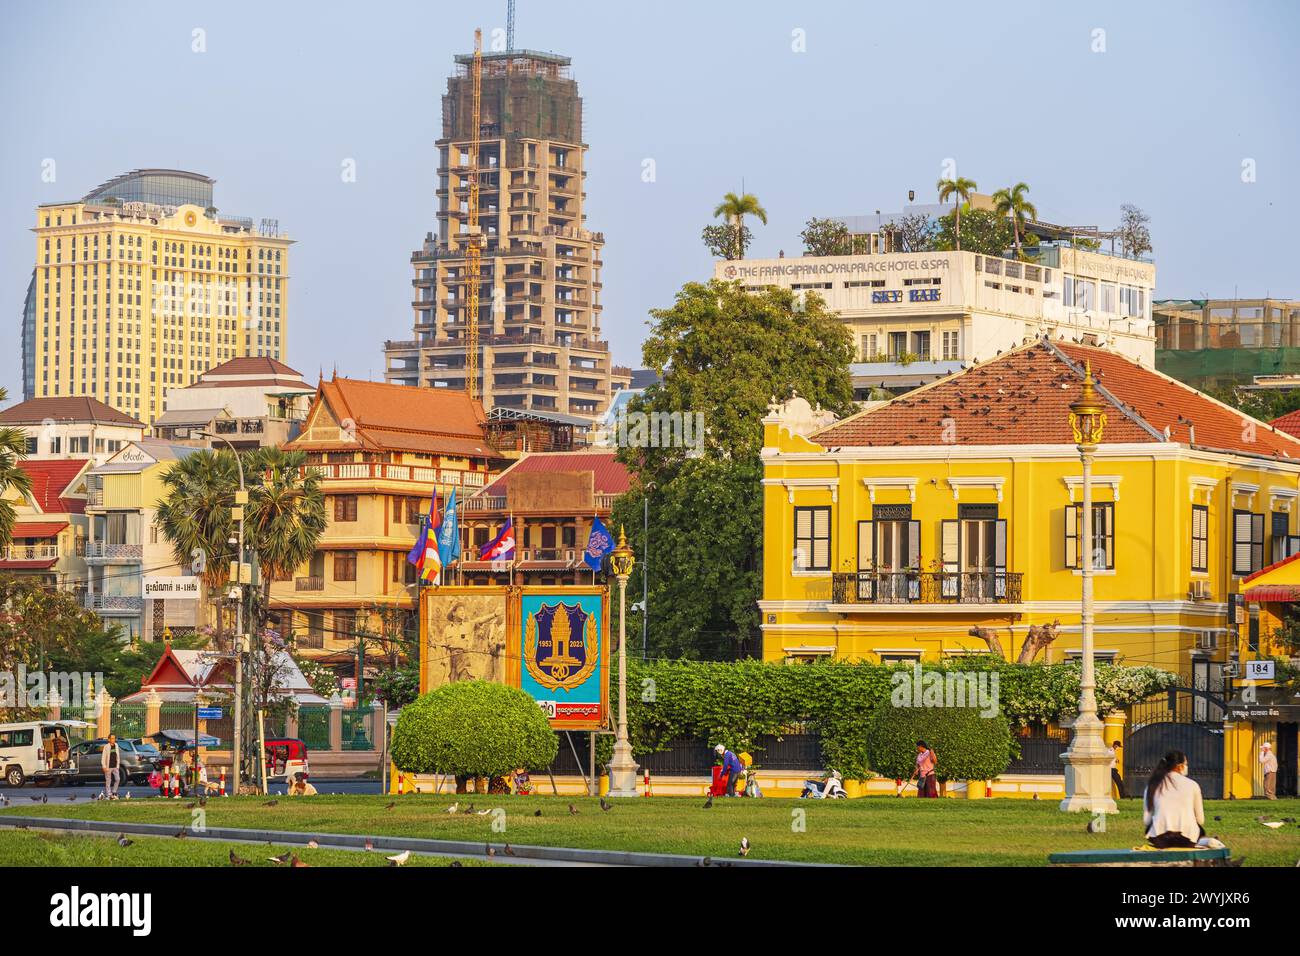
top-left (11, 521), bottom-right (68, 538)
top-left (0, 560), bottom-right (58, 570)
top-left (1243, 585), bottom-right (1300, 603)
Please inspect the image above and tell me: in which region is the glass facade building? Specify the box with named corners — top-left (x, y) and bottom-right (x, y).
top-left (81, 169), bottom-right (215, 209)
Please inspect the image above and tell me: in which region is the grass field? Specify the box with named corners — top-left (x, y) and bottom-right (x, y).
top-left (0, 828), bottom-right (488, 867)
top-left (4, 794), bottom-right (1300, 866)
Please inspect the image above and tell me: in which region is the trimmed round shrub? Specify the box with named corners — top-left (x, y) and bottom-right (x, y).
top-left (391, 680), bottom-right (558, 778)
top-left (866, 704), bottom-right (1012, 782)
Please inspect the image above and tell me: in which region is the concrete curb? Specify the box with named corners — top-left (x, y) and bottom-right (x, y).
top-left (0, 816), bottom-right (834, 868)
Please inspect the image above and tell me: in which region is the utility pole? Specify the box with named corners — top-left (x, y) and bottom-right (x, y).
top-left (202, 430), bottom-right (246, 794)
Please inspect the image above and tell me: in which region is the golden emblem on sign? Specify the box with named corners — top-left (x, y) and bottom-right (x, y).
top-left (524, 602), bottom-right (598, 691)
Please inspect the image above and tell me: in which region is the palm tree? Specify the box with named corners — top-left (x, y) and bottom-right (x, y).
top-left (155, 449), bottom-right (240, 641)
top-left (0, 387), bottom-right (32, 550)
top-left (245, 447), bottom-right (326, 636)
top-left (936, 176), bottom-right (978, 251)
top-left (713, 191), bottom-right (768, 259)
top-left (992, 182), bottom-right (1038, 259)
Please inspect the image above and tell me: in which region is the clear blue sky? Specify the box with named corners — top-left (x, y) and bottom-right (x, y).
top-left (3, 0), bottom-right (1297, 398)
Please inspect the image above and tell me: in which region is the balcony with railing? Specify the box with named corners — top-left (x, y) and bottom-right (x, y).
top-left (84, 593), bottom-right (144, 612)
top-left (295, 576), bottom-right (324, 592)
top-left (830, 571), bottom-right (1023, 610)
top-left (85, 542), bottom-right (143, 562)
top-left (301, 463), bottom-right (489, 488)
top-left (1, 544), bottom-right (61, 562)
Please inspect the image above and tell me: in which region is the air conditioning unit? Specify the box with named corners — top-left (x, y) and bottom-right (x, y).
top-left (1188, 580), bottom-right (1211, 601)
top-left (1196, 631), bottom-right (1217, 651)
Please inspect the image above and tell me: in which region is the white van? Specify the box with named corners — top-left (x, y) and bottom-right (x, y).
top-left (0, 720), bottom-right (92, 787)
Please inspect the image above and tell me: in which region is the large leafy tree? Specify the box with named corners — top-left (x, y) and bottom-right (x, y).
top-left (0, 387), bottom-right (32, 549)
top-left (991, 182), bottom-right (1037, 259)
top-left (154, 449), bottom-right (240, 641)
top-left (1117, 203), bottom-right (1152, 259)
top-left (245, 446), bottom-right (326, 618)
top-left (800, 217), bottom-right (853, 257)
top-left (936, 176), bottom-right (977, 250)
top-left (612, 280), bottom-right (855, 659)
top-left (712, 191), bottom-right (767, 259)
top-left (933, 208), bottom-right (1017, 258)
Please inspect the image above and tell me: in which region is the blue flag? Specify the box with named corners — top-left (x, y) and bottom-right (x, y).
top-left (436, 488), bottom-right (459, 570)
top-left (583, 515), bottom-right (615, 571)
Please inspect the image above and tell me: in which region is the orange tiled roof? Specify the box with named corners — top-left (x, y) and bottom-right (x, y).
top-left (0, 396), bottom-right (142, 427)
top-left (1271, 408), bottom-right (1300, 439)
top-left (814, 339), bottom-right (1300, 461)
top-left (288, 377), bottom-right (498, 458)
top-left (482, 451), bottom-right (630, 497)
top-left (18, 459), bottom-right (90, 514)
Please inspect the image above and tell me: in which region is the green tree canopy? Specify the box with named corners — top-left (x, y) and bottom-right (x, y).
top-left (0, 387), bottom-right (33, 549)
top-left (933, 208), bottom-right (1019, 258)
top-left (612, 280), bottom-right (855, 657)
top-left (391, 681), bottom-right (558, 778)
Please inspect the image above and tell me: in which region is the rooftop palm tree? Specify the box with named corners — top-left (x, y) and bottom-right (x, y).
top-left (713, 191), bottom-right (768, 259)
top-left (245, 447), bottom-right (326, 638)
top-left (155, 449), bottom-right (240, 642)
top-left (0, 387), bottom-right (32, 550)
top-left (936, 176), bottom-right (978, 251)
top-left (992, 182), bottom-right (1038, 259)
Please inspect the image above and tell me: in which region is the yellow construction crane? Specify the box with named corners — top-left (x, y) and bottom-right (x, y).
top-left (465, 28), bottom-right (484, 405)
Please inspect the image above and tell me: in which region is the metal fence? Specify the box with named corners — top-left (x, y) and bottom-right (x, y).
top-left (340, 708), bottom-right (373, 751)
top-left (158, 703), bottom-right (194, 732)
top-left (1005, 723), bottom-right (1070, 774)
top-left (298, 706), bottom-right (331, 750)
top-left (110, 704), bottom-right (146, 741)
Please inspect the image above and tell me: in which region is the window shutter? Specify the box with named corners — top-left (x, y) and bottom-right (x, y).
top-left (813, 508), bottom-right (831, 571)
top-left (941, 521), bottom-right (959, 572)
top-left (1097, 504), bottom-right (1113, 570)
top-left (941, 520), bottom-right (959, 599)
top-left (1065, 505), bottom-right (1078, 569)
top-left (1251, 513), bottom-right (1265, 572)
top-left (858, 521), bottom-right (875, 571)
top-left (795, 508), bottom-right (811, 570)
top-left (1233, 511), bottom-right (1252, 575)
top-left (907, 520), bottom-right (920, 569)
top-left (994, 519), bottom-right (1008, 598)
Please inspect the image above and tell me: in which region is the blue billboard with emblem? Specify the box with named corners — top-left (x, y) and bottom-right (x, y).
top-left (516, 587), bottom-right (609, 730)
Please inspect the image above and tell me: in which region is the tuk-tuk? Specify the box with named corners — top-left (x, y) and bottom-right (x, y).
top-left (149, 729), bottom-right (221, 795)
top-left (264, 738), bottom-right (309, 782)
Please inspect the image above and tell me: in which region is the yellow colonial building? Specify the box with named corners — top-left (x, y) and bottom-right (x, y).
top-left (761, 338), bottom-right (1300, 796)
top-left (761, 338), bottom-right (1300, 677)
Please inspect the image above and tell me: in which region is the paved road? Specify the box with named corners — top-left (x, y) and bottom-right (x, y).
top-left (1, 777), bottom-right (383, 803)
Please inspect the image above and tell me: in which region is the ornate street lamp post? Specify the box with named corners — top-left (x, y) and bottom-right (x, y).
top-left (1061, 363), bottom-right (1118, 814)
top-left (606, 526), bottom-right (640, 797)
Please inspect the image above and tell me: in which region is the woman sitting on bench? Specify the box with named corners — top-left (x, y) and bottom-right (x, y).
top-left (1143, 749), bottom-right (1205, 848)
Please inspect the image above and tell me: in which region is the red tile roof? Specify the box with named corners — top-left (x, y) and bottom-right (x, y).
top-left (0, 560), bottom-right (58, 571)
top-left (203, 356), bottom-right (300, 376)
top-left (0, 396), bottom-right (142, 426)
top-left (288, 377), bottom-right (499, 458)
top-left (1271, 408), bottom-right (1300, 439)
top-left (482, 451), bottom-right (630, 497)
top-left (18, 459), bottom-right (90, 514)
top-left (11, 521), bottom-right (68, 538)
top-left (814, 339), bottom-right (1300, 461)
top-left (1242, 550), bottom-right (1300, 584)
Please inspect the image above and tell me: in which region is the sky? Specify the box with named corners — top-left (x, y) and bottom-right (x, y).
top-left (2, 0), bottom-right (1298, 398)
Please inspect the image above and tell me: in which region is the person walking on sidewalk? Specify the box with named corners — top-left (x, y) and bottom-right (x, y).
top-left (100, 734), bottom-right (121, 800)
top-left (1260, 741), bottom-right (1279, 800)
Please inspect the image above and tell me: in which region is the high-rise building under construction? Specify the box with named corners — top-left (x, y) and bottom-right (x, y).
top-left (384, 46), bottom-right (630, 420)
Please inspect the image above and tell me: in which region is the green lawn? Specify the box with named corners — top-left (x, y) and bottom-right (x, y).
top-left (4, 794), bottom-right (1300, 865)
top-left (0, 827), bottom-right (489, 867)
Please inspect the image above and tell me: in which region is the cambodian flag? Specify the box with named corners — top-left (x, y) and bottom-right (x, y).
top-left (479, 518), bottom-right (516, 562)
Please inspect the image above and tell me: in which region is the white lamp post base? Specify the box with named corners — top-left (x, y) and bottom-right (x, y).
top-left (606, 740), bottom-right (640, 798)
top-left (1059, 714), bottom-right (1118, 814)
